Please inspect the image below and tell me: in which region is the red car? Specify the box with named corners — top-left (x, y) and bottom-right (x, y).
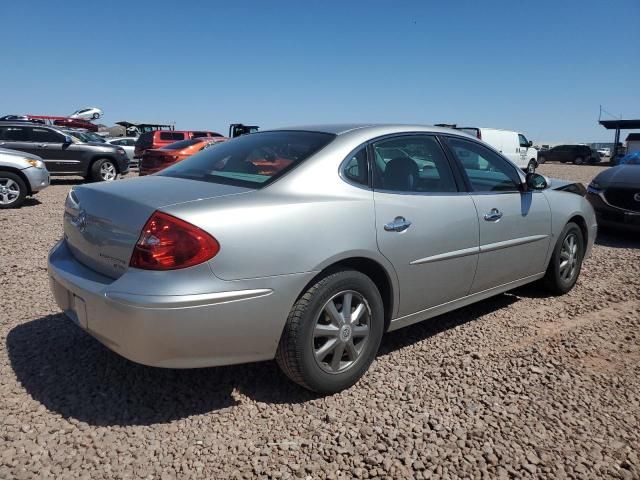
top-left (139, 137), bottom-right (227, 176)
top-left (27, 115), bottom-right (99, 132)
top-left (134, 130), bottom-right (223, 160)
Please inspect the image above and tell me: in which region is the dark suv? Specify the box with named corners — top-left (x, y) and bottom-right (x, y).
top-left (537, 145), bottom-right (600, 165)
top-left (0, 123), bottom-right (129, 182)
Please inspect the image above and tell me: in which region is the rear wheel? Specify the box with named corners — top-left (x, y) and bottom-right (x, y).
top-left (0, 172), bottom-right (26, 209)
top-left (543, 222), bottom-right (584, 295)
top-left (92, 112), bottom-right (100, 119)
top-left (276, 269), bottom-right (384, 393)
top-left (573, 156), bottom-right (584, 165)
top-left (90, 158), bottom-right (117, 182)
top-left (538, 155), bottom-right (546, 164)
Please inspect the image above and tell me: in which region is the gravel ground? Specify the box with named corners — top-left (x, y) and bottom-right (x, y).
top-left (1, 163), bottom-right (639, 479)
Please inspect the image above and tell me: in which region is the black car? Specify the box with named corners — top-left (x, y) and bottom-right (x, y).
top-left (0, 123), bottom-right (128, 182)
top-left (537, 145), bottom-right (600, 165)
top-left (587, 161), bottom-right (640, 231)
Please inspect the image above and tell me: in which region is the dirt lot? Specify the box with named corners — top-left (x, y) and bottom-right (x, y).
top-left (1, 163), bottom-right (639, 479)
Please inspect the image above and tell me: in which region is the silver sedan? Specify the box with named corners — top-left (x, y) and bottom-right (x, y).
top-left (48, 125), bottom-right (597, 392)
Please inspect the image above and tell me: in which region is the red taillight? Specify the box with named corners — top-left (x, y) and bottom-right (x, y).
top-left (130, 211), bottom-right (219, 270)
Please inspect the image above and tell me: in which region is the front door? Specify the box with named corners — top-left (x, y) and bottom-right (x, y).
top-left (518, 134), bottom-right (529, 166)
top-left (444, 136), bottom-right (552, 293)
top-left (371, 134), bottom-right (479, 317)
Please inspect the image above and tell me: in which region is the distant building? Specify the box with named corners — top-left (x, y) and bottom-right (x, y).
top-left (625, 133), bottom-right (640, 154)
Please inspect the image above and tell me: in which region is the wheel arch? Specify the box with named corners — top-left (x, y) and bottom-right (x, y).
top-left (568, 214), bottom-right (588, 245)
top-left (0, 167), bottom-right (32, 195)
top-left (296, 255), bottom-right (398, 333)
top-left (87, 155), bottom-right (120, 176)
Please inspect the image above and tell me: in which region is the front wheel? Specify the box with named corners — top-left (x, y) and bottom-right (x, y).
top-left (543, 222), bottom-right (584, 295)
top-left (276, 269), bottom-right (384, 393)
top-left (90, 158), bottom-right (118, 182)
top-left (0, 172), bottom-right (27, 209)
top-left (573, 156), bottom-right (584, 165)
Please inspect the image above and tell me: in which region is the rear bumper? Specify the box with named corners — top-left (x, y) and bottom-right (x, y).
top-left (47, 240), bottom-right (310, 368)
top-left (22, 166), bottom-right (50, 193)
top-left (587, 192), bottom-right (640, 231)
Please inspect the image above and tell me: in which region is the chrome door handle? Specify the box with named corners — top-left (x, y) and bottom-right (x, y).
top-left (38, 144), bottom-right (48, 148)
top-left (484, 208), bottom-right (503, 222)
top-left (384, 216), bottom-right (412, 232)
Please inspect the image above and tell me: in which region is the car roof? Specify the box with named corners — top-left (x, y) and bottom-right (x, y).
top-left (268, 123), bottom-right (471, 137)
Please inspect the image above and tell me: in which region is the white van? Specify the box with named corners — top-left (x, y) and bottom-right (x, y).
top-left (458, 127), bottom-right (538, 172)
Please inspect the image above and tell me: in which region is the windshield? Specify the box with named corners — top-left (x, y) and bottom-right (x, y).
top-left (160, 138), bottom-right (201, 150)
top-left (159, 131), bottom-right (335, 188)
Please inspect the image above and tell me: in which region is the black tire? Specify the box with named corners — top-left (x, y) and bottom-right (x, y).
top-left (573, 156), bottom-right (584, 165)
top-left (276, 269), bottom-right (384, 393)
top-left (537, 155), bottom-right (546, 164)
top-left (92, 112), bottom-right (100, 119)
top-left (0, 171), bottom-right (27, 209)
top-left (527, 159), bottom-right (537, 173)
top-left (543, 222), bottom-right (584, 295)
top-left (89, 158), bottom-right (117, 182)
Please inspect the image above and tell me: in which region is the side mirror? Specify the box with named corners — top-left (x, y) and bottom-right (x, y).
top-left (528, 140), bottom-right (533, 147)
top-left (63, 135), bottom-right (74, 144)
top-left (525, 172), bottom-right (548, 190)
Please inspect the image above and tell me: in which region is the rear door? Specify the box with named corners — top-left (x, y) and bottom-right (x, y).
top-left (0, 125), bottom-right (35, 158)
top-left (371, 134), bottom-right (479, 317)
top-left (444, 136), bottom-right (551, 293)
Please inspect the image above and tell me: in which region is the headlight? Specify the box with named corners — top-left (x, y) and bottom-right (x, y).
top-left (24, 158), bottom-right (45, 169)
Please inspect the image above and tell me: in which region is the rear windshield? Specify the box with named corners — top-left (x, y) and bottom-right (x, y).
top-left (160, 138), bottom-right (201, 150)
top-left (159, 131), bottom-right (335, 188)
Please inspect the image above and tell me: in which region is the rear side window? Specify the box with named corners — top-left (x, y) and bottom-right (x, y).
top-left (159, 132), bottom-right (185, 141)
top-left (159, 131), bottom-right (335, 188)
top-left (343, 147), bottom-right (369, 187)
top-left (372, 135), bottom-right (458, 193)
top-left (0, 126), bottom-right (28, 141)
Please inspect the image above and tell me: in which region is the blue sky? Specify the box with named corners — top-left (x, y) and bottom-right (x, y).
top-left (2, 0), bottom-right (638, 142)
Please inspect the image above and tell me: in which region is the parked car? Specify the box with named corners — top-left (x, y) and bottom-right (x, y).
top-left (456, 127), bottom-right (538, 172)
top-left (537, 145), bottom-right (599, 165)
top-left (48, 124), bottom-right (597, 393)
top-left (106, 137), bottom-right (138, 165)
top-left (597, 148), bottom-right (611, 157)
top-left (587, 155), bottom-right (640, 231)
top-left (133, 130), bottom-right (223, 160)
top-left (0, 123), bottom-right (129, 182)
top-left (0, 147), bottom-right (49, 208)
top-left (70, 107), bottom-right (103, 120)
top-left (139, 137), bottom-right (226, 176)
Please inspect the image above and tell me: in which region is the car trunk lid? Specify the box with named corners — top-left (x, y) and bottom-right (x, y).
top-left (64, 176), bottom-right (252, 279)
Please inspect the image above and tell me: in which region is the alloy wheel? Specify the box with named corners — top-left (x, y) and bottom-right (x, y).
top-left (0, 178), bottom-right (21, 205)
top-left (312, 290), bottom-right (371, 374)
top-left (559, 233), bottom-right (579, 281)
top-left (100, 162), bottom-right (117, 181)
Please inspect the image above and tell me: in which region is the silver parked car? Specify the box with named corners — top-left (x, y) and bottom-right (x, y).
top-left (48, 125), bottom-right (597, 392)
top-left (0, 147), bottom-right (50, 208)
top-left (106, 137), bottom-right (138, 166)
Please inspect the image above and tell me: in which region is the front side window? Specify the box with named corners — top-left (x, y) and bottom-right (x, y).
top-left (159, 131), bottom-right (335, 188)
top-left (30, 128), bottom-right (64, 143)
top-left (446, 137), bottom-right (520, 192)
top-left (343, 147), bottom-right (368, 187)
top-left (372, 135), bottom-right (457, 193)
top-left (518, 134), bottom-right (529, 148)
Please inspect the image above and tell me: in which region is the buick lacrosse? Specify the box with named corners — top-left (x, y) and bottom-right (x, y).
top-left (48, 124), bottom-right (597, 392)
